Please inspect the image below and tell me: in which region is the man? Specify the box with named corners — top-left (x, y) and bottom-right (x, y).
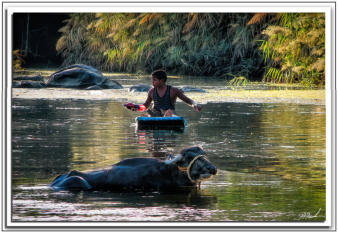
top-left (136, 70), bottom-right (202, 117)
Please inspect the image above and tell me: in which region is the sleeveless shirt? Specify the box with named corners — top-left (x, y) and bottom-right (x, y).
top-left (153, 85), bottom-right (175, 111)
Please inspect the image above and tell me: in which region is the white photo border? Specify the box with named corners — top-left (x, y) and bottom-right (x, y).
top-left (2, 1), bottom-right (336, 231)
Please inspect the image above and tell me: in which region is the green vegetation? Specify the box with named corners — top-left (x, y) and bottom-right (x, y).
top-left (227, 74), bottom-right (249, 86)
top-left (13, 49), bottom-right (25, 70)
top-left (55, 13), bottom-right (325, 86)
top-left (259, 13), bottom-right (325, 87)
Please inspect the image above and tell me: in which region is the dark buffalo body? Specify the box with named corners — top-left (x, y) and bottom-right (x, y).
top-left (46, 64), bottom-right (123, 89)
top-left (13, 64), bottom-right (123, 90)
top-left (50, 146), bottom-right (217, 191)
top-left (129, 84), bottom-right (152, 93)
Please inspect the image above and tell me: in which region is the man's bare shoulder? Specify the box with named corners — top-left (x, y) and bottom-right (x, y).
top-left (148, 88), bottom-right (155, 97)
top-left (170, 86), bottom-right (184, 96)
top-left (170, 86), bottom-right (183, 93)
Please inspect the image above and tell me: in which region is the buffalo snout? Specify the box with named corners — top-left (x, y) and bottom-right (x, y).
top-left (208, 164), bottom-right (217, 175)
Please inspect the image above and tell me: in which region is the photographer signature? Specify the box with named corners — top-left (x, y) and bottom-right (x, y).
top-left (300, 208), bottom-right (321, 219)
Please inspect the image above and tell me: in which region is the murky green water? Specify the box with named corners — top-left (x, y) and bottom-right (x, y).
top-left (11, 98), bottom-right (326, 222)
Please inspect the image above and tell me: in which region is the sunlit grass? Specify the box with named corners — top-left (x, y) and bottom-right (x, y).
top-left (188, 89), bottom-right (325, 105)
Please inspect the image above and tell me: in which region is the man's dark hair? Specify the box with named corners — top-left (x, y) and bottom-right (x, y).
top-left (151, 70), bottom-right (167, 82)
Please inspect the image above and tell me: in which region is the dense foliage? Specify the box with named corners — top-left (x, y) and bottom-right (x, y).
top-left (259, 13), bottom-right (325, 86)
top-left (56, 13), bottom-right (265, 79)
top-left (55, 13), bottom-right (325, 86)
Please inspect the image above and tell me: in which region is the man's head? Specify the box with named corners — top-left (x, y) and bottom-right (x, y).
top-left (151, 70), bottom-right (167, 87)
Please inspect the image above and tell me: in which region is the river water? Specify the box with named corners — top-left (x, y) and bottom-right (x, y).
top-left (11, 97), bottom-right (326, 222)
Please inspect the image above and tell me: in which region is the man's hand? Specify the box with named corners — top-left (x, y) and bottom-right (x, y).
top-left (124, 103), bottom-right (137, 111)
top-left (192, 103), bottom-right (202, 112)
top-left (124, 103), bottom-right (146, 112)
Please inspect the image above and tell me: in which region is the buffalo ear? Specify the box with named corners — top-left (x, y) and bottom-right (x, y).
top-left (164, 154), bottom-right (183, 165)
top-left (180, 146), bottom-right (205, 156)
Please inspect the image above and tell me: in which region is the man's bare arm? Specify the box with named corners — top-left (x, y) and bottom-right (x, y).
top-left (176, 88), bottom-right (202, 112)
top-left (143, 89), bottom-right (154, 109)
top-left (176, 88), bottom-right (194, 105)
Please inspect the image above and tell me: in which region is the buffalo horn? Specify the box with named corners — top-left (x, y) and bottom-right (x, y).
top-left (164, 154), bottom-right (183, 165)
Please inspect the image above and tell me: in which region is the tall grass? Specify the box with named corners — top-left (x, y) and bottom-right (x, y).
top-left (258, 13), bottom-right (325, 86)
top-left (56, 13), bottom-right (264, 79)
top-left (55, 13), bottom-right (325, 86)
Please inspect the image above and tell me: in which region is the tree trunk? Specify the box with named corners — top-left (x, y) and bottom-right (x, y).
top-left (24, 14), bottom-right (30, 57)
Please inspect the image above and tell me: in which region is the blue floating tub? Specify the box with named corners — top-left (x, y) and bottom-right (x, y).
top-left (136, 116), bottom-right (187, 130)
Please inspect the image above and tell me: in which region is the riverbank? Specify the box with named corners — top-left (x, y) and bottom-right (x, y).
top-left (11, 68), bottom-right (325, 105)
top-left (12, 87), bottom-right (325, 105)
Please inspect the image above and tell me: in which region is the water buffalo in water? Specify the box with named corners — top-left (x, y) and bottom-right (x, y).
top-left (129, 84), bottom-right (152, 93)
top-left (13, 74), bottom-right (44, 82)
top-left (50, 146), bottom-right (217, 191)
top-left (12, 75), bottom-right (46, 88)
top-left (181, 86), bottom-right (206, 93)
top-left (13, 64), bottom-right (123, 90)
top-left (46, 64), bottom-right (123, 89)
top-left (13, 81), bottom-right (46, 88)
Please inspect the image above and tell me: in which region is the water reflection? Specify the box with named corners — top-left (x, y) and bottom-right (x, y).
top-left (136, 130), bottom-right (184, 159)
top-left (13, 184), bottom-right (218, 221)
top-left (11, 99), bottom-right (326, 222)
top-left (192, 103), bottom-right (325, 185)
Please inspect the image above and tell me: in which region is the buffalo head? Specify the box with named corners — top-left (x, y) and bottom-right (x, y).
top-left (165, 146), bottom-right (217, 183)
